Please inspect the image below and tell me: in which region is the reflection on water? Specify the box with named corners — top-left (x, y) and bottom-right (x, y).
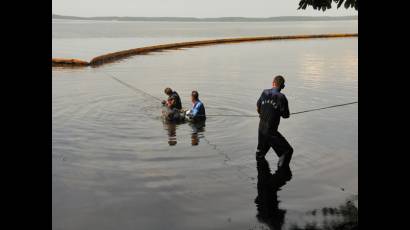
top-left (255, 157), bottom-right (291, 230)
top-left (255, 157), bottom-right (358, 230)
top-left (189, 120), bottom-right (206, 146)
top-left (300, 53), bottom-right (325, 88)
top-left (163, 122), bottom-right (178, 146)
top-left (163, 120), bottom-right (206, 146)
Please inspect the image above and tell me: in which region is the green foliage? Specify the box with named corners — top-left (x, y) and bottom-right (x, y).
top-left (298, 0), bottom-right (358, 11)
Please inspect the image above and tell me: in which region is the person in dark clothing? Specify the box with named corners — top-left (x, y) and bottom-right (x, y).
top-left (162, 87), bottom-right (183, 121)
top-left (162, 87), bottom-right (182, 110)
top-left (186, 90), bottom-right (206, 122)
top-left (256, 75), bottom-right (293, 178)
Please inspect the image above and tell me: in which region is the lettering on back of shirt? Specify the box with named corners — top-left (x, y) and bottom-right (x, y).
top-left (261, 100), bottom-right (276, 105)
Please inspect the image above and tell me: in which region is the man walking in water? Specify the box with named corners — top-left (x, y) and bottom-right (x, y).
top-left (256, 75), bottom-right (293, 179)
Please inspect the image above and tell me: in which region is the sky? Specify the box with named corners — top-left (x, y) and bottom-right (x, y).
top-left (52, 0), bottom-right (358, 18)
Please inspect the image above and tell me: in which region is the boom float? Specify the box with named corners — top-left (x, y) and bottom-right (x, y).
top-left (52, 33), bottom-right (358, 67)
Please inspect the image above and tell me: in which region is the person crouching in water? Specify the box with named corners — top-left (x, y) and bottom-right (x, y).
top-left (256, 75), bottom-right (293, 180)
top-left (186, 90), bottom-right (206, 122)
top-left (162, 87), bottom-right (182, 121)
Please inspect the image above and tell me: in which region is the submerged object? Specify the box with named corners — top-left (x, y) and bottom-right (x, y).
top-left (161, 106), bottom-right (187, 123)
top-left (161, 106), bottom-right (203, 123)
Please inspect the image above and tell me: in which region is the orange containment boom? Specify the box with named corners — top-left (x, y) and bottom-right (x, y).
top-left (52, 33), bottom-right (358, 68)
top-left (52, 58), bottom-right (90, 67)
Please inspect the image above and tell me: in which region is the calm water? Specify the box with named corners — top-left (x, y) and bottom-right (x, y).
top-left (52, 20), bottom-right (358, 230)
top-left (52, 19), bottom-right (357, 60)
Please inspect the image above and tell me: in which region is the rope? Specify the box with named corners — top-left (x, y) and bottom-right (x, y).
top-left (101, 70), bottom-right (356, 184)
top-left (289, 101), bottom-right (357, 115)
top-left (206, 101), bottom-right (357, 117)
top-left (102, 71), bottom-right (357, 117)
top-left (102, 72), bottom-right (163, 102)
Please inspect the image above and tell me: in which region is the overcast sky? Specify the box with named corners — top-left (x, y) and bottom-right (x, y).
top-left (52, 0), bottom-right (358, 17)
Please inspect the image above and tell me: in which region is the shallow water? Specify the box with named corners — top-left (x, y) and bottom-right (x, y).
top-left (52, 21), bottom-right (357, 230)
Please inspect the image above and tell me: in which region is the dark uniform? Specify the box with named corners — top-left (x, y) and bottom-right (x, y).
top-left (256, 87), bottom-right (293, 171)
top-left (162, 91), bottom-right (183, 122)
top-left (168, 91), bottom-right (182, 110)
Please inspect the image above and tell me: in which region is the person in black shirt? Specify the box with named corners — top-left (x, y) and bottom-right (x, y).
top-left (162, 87), bottom-right (182, 110)
top-left (256, 75), bottom-right (293, 178)
top-left (162, 87), bottom-right (183, 121)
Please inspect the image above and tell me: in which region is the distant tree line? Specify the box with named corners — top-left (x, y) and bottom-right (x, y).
top-left (298, 0), bottom-right (358, 11)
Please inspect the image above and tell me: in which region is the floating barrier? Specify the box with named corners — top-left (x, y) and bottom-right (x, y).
top-left (52, 33), bottom-right (358, 67)
top-left (51, 58), bottom-right (90, 67)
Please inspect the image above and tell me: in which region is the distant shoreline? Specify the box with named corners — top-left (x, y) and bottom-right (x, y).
top-left (52, 14), bottom-right (357, 22)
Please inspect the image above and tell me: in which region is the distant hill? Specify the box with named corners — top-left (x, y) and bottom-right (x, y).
top-left (52, 14), bottom-right (357, 22)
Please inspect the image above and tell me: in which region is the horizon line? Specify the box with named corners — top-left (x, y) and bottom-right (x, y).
top-left (52, 13), bottom-right (358, 19)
